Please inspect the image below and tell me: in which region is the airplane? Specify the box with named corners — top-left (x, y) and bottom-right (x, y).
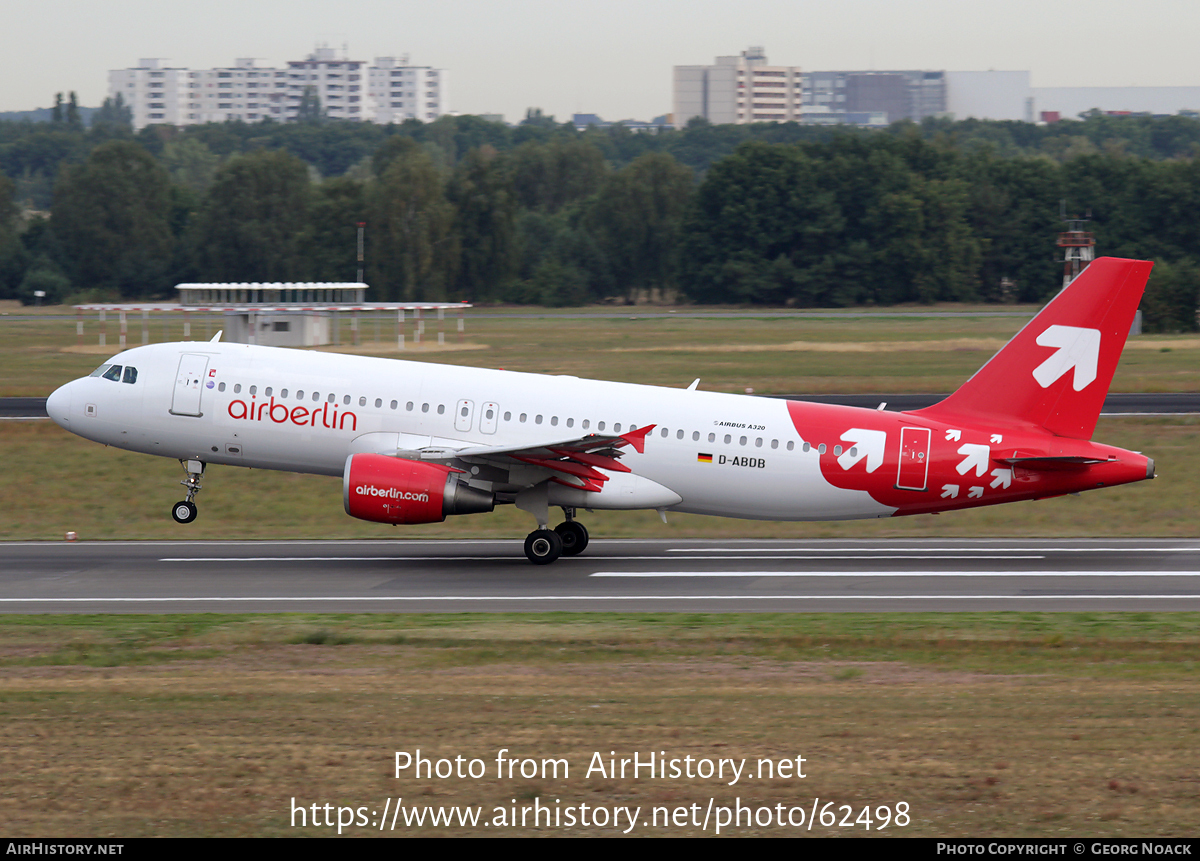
top-left (45, 257), bottom-right (1155, 564)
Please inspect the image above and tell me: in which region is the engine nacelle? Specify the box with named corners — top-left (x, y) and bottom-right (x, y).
top-left (343, 453), bottom-right (494, 525)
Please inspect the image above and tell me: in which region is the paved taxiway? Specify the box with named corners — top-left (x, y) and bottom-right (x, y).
top-left (1, 538), bottom-right (1198, 613)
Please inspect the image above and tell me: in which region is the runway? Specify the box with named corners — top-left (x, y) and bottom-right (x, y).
top-left (2, 538), bottom-right (1199, 613)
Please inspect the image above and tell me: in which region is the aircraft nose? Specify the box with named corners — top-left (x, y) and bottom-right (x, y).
top-left (46, 382), bottom-right (72, 428)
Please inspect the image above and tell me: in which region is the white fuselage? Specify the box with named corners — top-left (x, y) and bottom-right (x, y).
top-left (46, 341), bottom-right (893, 522)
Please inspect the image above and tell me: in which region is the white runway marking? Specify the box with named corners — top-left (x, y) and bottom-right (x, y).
top-left (157, 554), bottom-right (1046, 562)
top-left (666, 547), bottom-right (1200, 553)
top-left (591, 571), bottom-right (1200, 577)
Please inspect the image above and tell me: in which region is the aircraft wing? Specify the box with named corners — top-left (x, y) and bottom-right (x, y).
top-left (397, 424), bottom-right (656, 492)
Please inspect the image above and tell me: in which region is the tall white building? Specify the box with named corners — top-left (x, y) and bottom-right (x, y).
top-left (673, 47), bottom-right (802, 128)
top-left (108, 50), bottom-right (447, 129)
top-left (368, 55), bottom-right (446, 123)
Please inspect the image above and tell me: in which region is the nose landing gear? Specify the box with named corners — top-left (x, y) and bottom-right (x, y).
top-left (171, 459), bottom-right (204, 524)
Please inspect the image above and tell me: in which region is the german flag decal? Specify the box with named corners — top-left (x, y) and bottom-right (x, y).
top-left (697, 453), bottom-right (713, 463)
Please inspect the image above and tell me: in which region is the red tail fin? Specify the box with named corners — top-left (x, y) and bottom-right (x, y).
top-left (911, 257), bottom-right (1152, 440)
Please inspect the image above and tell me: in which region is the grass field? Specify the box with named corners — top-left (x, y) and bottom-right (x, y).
top-left (1, 612), bottom-right (1199, 836)
top-left (1, 302), bottom-right (1197, 837)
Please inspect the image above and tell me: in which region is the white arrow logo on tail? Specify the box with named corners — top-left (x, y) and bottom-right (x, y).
top-left (956, 443), bottom-right (991, 477)
top-left (1033, 325), bottom-right (1101, 391)
top-left (990, 433), bottom-right (1003, 444)
top-left (941, 484), bottom-right (960, 499)
top-left (945, 429), bottom-right (961, 442)
top-left (990, 468), bottom-right (1013, 489)
top-left (837, 428), bottom-right (886, 473)
top-left (968, 486), bottom-right (984, 498)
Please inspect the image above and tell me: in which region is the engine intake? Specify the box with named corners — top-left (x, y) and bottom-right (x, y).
top-left (343, 453), bottom-right (494, 525)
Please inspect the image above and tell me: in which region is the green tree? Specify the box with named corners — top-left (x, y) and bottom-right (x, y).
top-left (189, 149), bottom-right (312, 281)
top-left (66, 92), bottom-right (82, 130)
top-left (93, 93), bottom-right (133, 130)
top-left (1141, 259), bottom-right (1200, 332)
top-left (161, 137), bottom-right (220, 194)
top-left (369, 147), bottom-right (457, 301)
top-left (509, 138), bottom-right (607, 213)
top-left (52, 93), bottom-right (63, 124)
top-left (447, 146), bottom-right (517, 301)
top-left (0, 173), bottom-right (25, 299)
top-left (585, 152), bottom-right (693, 301)
top-left (301, 177), bottom-right (369, 282)
top-left (296, 86), bottom-right (325, 124)
top-left (51, 140), bottom-right (174, 298)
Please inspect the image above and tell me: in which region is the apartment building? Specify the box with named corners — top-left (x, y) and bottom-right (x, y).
top-left (673, 47), bottom-right (802, 127)
top-left (108, 49), bottom-right (447, 129)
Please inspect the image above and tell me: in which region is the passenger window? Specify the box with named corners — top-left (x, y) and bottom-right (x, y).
top-left (406, 402), bottom-right (414, 411)
top-left (390, 400), bottom-right (398, 410)
top-left (234, 384), bottom-right (242, 394)
top-left (582, 419), bottom-right (590, 429)
top-left (708, 433), bottom-right (715, 443)
top-left (437, 405), bottom-right (445, 414)
top-left (122, 367), bottom-right (138, 384)
top-left (102, 365), bottom-right (123, 382)
top-left (614, 423), bottom-right (622, 432)
top-left (565, 418), bottom-right (573, 428)
top-left (677, 430), bottom-right (684, 440)
top-left (535, 414), bottom-right (543, 424)
top-left (327, 394), bottom-right (335, 403)
top-left (597, 421), bottom-right (605, 431)
top-left (218, 382), bottom-right (226, 392)
top-left (422, 403), bottom-right (429, 413)
top-left (771, 439), bottom-right (778, 449)
top-left (312, 392), bottom-right (320, 402)
top-left (281, 389), bottom-right (289, 398)
top-left (265, 387), bottom-right (272, 396)
top-left (296, 390), bottom-right (304, 399)
top-left (358, 397), bottom-right (365, 406)
top-left (504, 411), bottom-right (511, 421)
top-left (724, 434), bottom-right (731, 444)
top-left (693, 431), bottom-right (700, 441)
top-left (375, 398), bottom-right (382, 408)
top-left (550, 416), bottom-right (558, 426)
top-left (788, 441), bottom-right (795, 451)
top-left (660, 428), bottom-right (668, 438)
top-left (250, 386), bottom-right (257, 396)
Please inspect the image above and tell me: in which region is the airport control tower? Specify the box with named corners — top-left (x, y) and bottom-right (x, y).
top-left (1058, 214), bottom-right (1096, 288)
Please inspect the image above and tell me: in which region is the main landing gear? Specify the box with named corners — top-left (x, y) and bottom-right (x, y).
top-left (171, 459), bottom-right (204, 524)
top-left (523, 509), bottom-right (590, 565)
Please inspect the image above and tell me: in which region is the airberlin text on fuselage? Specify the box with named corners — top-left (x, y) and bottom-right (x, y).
top-left (226, 397), bottom-right (357, 431)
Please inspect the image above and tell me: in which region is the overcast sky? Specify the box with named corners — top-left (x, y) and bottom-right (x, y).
top-left (5, 0), bottom-right (1200, 121)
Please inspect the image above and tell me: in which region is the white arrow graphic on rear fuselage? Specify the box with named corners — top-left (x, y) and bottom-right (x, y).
top-left (1033, 325), bottom-right (1101, 391)
top-left (945, 429), bottom-right (961, 442)
top-left (990, 468), bottom-right (1013, 489)
top-left (968, 486), bottom-right (984, 498)
top-left (941, 484), bottom-right (959, 499)
top-left (956, 443), bottom-right (991, 477)
top-left (837, 428), bottom-right (886, 473)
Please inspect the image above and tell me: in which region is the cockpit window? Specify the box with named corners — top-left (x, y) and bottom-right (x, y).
top-left (122, 366), bottom-right (138, 384)
top-left (89, 364), bottom-right (112, 378)
top-left (101, 365), bottom-right (123, 382)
